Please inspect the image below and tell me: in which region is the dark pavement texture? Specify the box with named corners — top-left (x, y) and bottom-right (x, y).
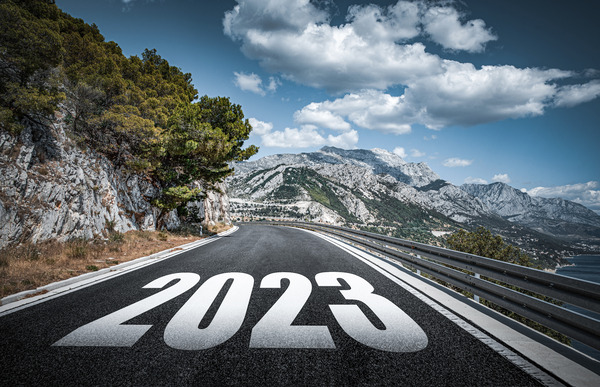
top-left (0, 225), bottom-right (541, 386)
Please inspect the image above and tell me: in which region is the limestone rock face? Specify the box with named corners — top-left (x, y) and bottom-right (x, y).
top-left (187, 181), bottom-right (231, 227)
top-left (0, 119), bottom-right (230, 248)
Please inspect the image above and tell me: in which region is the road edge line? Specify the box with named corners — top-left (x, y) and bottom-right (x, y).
top-left (298, 227), bottom-right (586, 387)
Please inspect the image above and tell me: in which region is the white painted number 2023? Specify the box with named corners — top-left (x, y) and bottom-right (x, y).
top-left (54, 272), bottom-right (428, 352)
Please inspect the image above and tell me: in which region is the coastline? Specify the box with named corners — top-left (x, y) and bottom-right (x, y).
top-left (546, 254), bottom-right (600, 275)
top-left (545, 261), bottom-right (575, 274)
top-left (554, 254), bottom-right (600, 283)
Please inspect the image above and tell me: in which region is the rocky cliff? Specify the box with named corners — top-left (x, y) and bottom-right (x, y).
top-left (0, 117), bottom-right (230, 249)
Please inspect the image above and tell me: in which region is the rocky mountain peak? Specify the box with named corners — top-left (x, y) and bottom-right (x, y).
top-left (461, 182), bottom-right (533, 211)
top-left (236, 146), bottom-right (439, 188)
top-left (461, 182), bottom-right (600, 229)
top-left (228, 147), bottom-right (600, 264)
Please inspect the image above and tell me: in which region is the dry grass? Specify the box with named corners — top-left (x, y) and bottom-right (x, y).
top-left (206, 222), bottom-right (231, 234)
top-left (0, 225), bottom-right (231, 299)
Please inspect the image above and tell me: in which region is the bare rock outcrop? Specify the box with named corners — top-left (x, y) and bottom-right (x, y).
top-left (0, 118), bottom-right (230, 248)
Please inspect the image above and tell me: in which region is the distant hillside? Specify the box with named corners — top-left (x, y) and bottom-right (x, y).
top-left (228, 147), bottom-right (600, 268)
top-left (461, 182), bottom-right (600, 243)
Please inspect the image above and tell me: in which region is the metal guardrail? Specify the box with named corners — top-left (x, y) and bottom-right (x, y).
top-left (252, 221), bottom-right (600, 352)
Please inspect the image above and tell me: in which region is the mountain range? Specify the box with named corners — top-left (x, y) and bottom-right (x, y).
top-left (227, 146), bottom-right (600, 268)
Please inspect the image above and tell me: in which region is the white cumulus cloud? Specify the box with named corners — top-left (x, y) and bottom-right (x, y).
top-left (248, 118), bottom-right (358, 149)
top-left (393, 147), bottom-right (407, 158)
top-left (294, 90), bottom-right (413, 134)
top-left (225, 0), bottom-right (444, 92)
top-left (346, 1), bottom-right (421, 43)
top-left (403, 63), bottom-right (570, 129)
top-left (553, 80), bottom-right (600, 108)
top-left (248, 117), bottom-right (273, 136)
top-left (422, 6), bottom-right (497, 52)
top-left (524, 181), bottom-right (600, 214)
top-left (233, 72), bottom-right (280, 95)
top-left (465, 177), bottom-right (488, 184)
top-left (292, 63), bottom-right (576, 133)
top-left (492, 174), bottom-right (511, 184)
top-left (294, 103), bottom-right (351, 132)
top-left (225, 0), bottom-right (600, 132)
top-left (443, 158), bottom-right (473, 167)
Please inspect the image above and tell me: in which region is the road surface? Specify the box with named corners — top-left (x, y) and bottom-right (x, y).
top-left (0, 225), bottom-right (548, 385)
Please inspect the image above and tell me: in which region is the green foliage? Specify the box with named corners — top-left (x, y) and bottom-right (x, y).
top-left (153, 98), bottom-right (257, 224)
top-left (447, 227), bottom-right (533, 267)
top-left (446, 227), bottom-right (570, 344)
top-left (0, 0), bottom-right (64, 132)
top-left (89, 104), bottom-right (161, 165)
top-left (1, 0), bottom-right (258, 221)
top-left (153, 186), bottom-right (202, 212)
top-left (193, 96), bottom-right (259, 163)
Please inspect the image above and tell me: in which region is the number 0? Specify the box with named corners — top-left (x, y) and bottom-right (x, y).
top-left (164, 272), bottom-right (254, 350)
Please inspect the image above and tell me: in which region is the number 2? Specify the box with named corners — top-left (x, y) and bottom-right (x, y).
top-left (250, 272), bottom-right (335, 348)
top-left (55, 271), bottom-right (428, 353)
top-left (54, 273), bottom-right (200, 347)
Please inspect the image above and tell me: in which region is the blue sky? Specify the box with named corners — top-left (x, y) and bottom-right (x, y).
top-left (54, 0), bottom-right (600, 212)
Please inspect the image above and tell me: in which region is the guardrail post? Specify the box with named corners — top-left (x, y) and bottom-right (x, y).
top-left (473, 273), bottom-right (480, 303)
top-left (416, 255), bottom-right (421, 276)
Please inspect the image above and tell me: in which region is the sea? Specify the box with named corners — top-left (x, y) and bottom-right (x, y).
top-left (555, 255), bottom-right (600, 360)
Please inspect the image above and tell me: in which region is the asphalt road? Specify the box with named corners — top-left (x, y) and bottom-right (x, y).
top-left (0, 225), bottom-right (544, 386)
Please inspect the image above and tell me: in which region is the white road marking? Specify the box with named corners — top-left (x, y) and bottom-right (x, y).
top-left (250, 272), bottom-right (335, 349)
top-left (300, 228), bottom-right (565, 387)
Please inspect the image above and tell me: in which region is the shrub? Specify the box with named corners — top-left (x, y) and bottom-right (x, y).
top-left (109, 232), bottom-right (124, 243)
top-left (22, 242), bottom-right (41, 261)
top-left (66, 238), bottom-right (88, 259)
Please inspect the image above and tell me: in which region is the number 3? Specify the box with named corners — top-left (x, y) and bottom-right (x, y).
top-left (54, 271), bottom-right (428, 353)
top-left (315, 272), bottom-right (428, 352)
